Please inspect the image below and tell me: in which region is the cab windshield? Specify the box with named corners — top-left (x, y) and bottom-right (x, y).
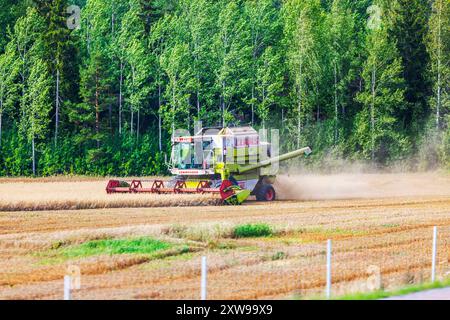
top-left (172, 142), bottom-right (195, 169)
top-left (172, 141), bottom-right (213, 170)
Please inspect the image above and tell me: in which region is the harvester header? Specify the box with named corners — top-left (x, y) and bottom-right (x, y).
top-left (107, 126), bottom-right (311, 205)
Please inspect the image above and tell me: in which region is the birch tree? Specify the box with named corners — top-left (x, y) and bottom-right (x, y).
top-left (0, 48), bottom-right (19, 148)
top-left (355, 0), bottom-right (409, 163)
top-left (244, 0), bottom-right (280, 126)
top-left (328, 0), bottom-right (356, 145)
top-left (160, 42), bottom-right (193, 134)
top-left (125, 38), bottom-right (151, 141)
top-left (255, 46), bottom-right (283, 128)
top-left (10, 9), bottom-right (45, 117)
top-left (149, 15), bottom-right (171, 150)
top-left (21, 58), bottom-right (52, 175)
top-left (179, 0), bottom-right (214, 120)
top-left (213, 0), bottom-right (251, 127)
top-left (109, 0), bottom-right (129, 135)
top-left (284, 0), bottom-right (321, 148)
top-left (427, 0), bottom-right (449, 130)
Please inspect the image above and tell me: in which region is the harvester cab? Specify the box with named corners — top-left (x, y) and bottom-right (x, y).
top-left (106, 126), bottom-right (311, 205)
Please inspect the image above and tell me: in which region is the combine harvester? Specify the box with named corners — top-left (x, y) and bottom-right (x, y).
top-left (106, 127), bottom-right (311, 205)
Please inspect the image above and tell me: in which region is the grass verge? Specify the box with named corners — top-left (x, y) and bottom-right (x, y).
top-left (336, 278), bottom-right (450, 300)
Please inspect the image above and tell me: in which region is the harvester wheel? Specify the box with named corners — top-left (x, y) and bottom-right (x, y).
top-left (255, 184), bottom-right (276, 202)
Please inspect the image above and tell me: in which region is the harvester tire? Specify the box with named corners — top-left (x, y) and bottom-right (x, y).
top-left (255, 184), bottom-right (276, 202)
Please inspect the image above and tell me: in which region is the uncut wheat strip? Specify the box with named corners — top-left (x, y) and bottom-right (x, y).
top-left (0, 196), bottom-right (222, 212)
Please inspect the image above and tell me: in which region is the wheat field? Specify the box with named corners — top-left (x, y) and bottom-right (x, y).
top-left (0, 179), bottom-right (220, 211)
top-left (0, 173), bottom-right (449, 299)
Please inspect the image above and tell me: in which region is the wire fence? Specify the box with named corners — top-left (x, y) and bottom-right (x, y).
top-left (1, 226), bottom-right (449, 300)
top-left (203, 226), bottom-right (449, 300)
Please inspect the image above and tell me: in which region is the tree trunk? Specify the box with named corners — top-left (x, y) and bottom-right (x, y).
top-left (222, 81), bottom-right (226, 127)
top-left (54, 69), bottom-right (60, 146)
top-left (108, 103), bottom-right (112, 133)
top-left (130, 110), bottom-right (134, 135)
top-left (112, 13), bottom-right (115, 34)
top-left (87, 21), bottom-right (91, 54)
top-left (196, 60), bottom-right (200, 119)
top-left (334, 62), bottom-right (338, 145)
top-left (437, 61), bottom-right (441, 130)
top-left (194, 40), bottom-right (201, 119)
top-left (158, 82), bottom-right (162, 151)
top-left (171, 77), bottom-right (176, 134)
top-left (0, 111), bottom-right (2, 148)
top-left (197, 86), bottom-right (200, 119)
top-left (371, 66), bottom-right (376, 162)
top-left (21, 61), bottom-right (26, 118)
top-left (251, 36), bottom-right (258, 127)
top-left (251, 86), bottom-right (255, 126)
top-left (95, 67), bottom-right (100, 149)
top-left (262, 85), bottom-right (266, 128)
top-left (436, 1), bottom-right (442, 130)
top-left (130, 67), bottom-right (135, 136)
top-left (19, 38), bottom-right (27, 118)
top-left (297, 64), bottom-right (303, 149)
top-left (32, 137), bottom-right (35, 176)
top-left (119, 61), bottom-right (123, 134)
top-left (137, 109), bottom-right (140, 142)
top-left (0, 74), bottom-right (2, 146)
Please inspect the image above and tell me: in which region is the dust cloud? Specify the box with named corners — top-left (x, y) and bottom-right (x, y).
top-left (274, 172), bottom-right (450, 201)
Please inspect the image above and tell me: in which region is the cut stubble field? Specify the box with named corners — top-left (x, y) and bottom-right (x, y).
top-left (0, 172), bottom-right (449, 300)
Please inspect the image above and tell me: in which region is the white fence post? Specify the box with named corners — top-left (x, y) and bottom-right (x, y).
top-left (431, 226), bottom-right (437, 282)
top-left (201, 256), bottom-right (207, 300)
top-left (64, 275), bottom-right (71, 300)
top-left (326, 239), bottom-right (332, 299)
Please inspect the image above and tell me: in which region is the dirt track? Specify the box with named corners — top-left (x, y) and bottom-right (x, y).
top-left (0, 173), bottom-right (449, 300)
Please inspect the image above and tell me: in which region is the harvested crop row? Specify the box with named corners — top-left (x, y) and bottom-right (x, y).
top-left (0, 181), bottom-right (222, 211)
top-left (1, 225), bottom-right (449, 299)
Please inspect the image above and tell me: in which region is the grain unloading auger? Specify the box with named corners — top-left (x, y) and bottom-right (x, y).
top-left (106, 127), bottom-right (311, 205)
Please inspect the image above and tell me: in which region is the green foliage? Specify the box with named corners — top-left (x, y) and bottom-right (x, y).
top-left (0, 0), bottom-right (31, 52)
top-left (0, 130), bottom-right (32, 176)
top-left (61, 238), bottom-right (171, 258)
top-left (390, 0), bottom-right (432, 131)
top-left (426, 0), bottom-right (450, 142)
top-left (233, 223), bottom-right (273, 238)
top-left (283, 0), bottom-right (326, 148)
top-left (354, 1), bottom-right (411, 163)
